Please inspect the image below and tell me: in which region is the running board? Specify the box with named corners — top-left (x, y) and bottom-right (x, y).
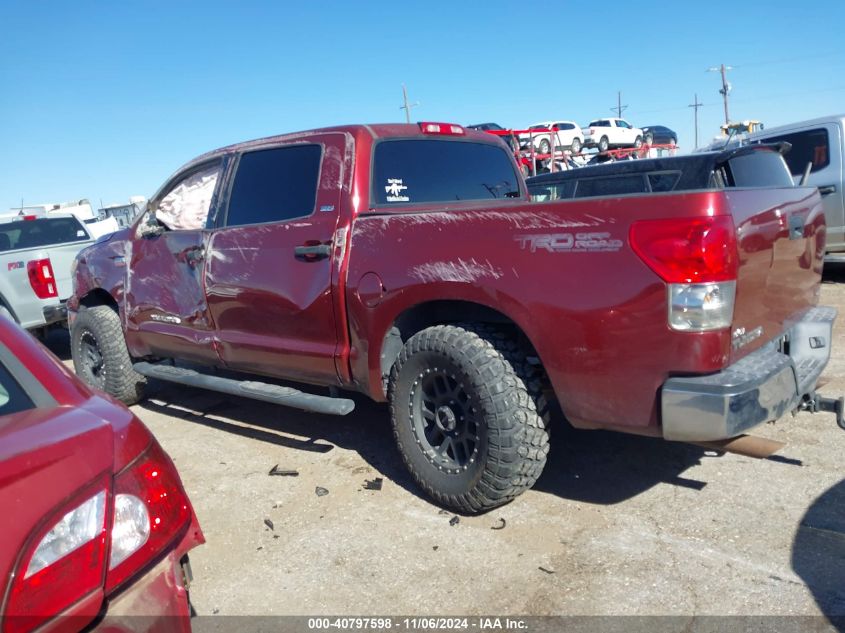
top-left (133, 362), bottom-right (355, 416)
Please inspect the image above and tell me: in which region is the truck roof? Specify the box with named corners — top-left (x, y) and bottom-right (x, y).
top-left (190, 123), bottom-right (496, 166)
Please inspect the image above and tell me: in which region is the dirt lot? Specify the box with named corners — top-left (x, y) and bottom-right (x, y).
top-left (49, 271), bottom-right (845, 619)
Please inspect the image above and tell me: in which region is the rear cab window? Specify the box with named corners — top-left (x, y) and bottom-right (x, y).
top-left (372, 139), bottom-right (521, 206)
top-left (0, 217), bottom-right (90, 252)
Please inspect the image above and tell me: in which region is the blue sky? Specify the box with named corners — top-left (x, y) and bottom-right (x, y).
top-left (1, 0), bottom-right (844, 211)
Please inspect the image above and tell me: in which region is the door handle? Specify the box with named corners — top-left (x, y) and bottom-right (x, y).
top-left (294, 244), bottom-right (332, 260)
top-left (818, 184), bottom-right (837, 196)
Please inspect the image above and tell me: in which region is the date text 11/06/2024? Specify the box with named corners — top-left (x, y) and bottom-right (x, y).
top-left (307, 617), bottom-right (529, 631)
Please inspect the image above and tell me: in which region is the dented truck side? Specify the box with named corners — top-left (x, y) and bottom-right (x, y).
top-left (68, 123), bottom-right (840, 513)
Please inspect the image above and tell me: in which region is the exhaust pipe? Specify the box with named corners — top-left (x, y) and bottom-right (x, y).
top-left (692, 434), bottom-right (785, 459)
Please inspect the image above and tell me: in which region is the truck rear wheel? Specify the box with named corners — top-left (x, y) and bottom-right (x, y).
top-left (388, 324), bottom-right (550, 513)
top-left (71, 305), bottom-right (146, 405)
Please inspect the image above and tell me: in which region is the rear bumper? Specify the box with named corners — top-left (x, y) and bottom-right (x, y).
top-left (661, 306), bottom-right (837, 441)
top-left (42, 301), bottom-right (68, 326)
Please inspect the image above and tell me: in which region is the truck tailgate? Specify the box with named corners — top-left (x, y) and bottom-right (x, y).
top-left (46, 240), bottom-right (93, 299)
top-left (728, 186), bottom-right (825, 363)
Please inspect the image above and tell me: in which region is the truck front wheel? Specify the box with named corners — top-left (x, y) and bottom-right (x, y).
top-left (388, 324), bottom-right (550, 513)
top-left (71, 305), bottom-right (146, 405)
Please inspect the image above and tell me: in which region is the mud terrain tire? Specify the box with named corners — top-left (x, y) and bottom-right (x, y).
top-left (388, 324), bottom-right (550, 513)
top-left (71, 305), bottom-right (146, 405)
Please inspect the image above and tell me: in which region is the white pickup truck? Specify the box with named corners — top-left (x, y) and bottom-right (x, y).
top-left (0, 214), bottom-right (94, 334)
top-left (582, 117), bottom-right (645, 152)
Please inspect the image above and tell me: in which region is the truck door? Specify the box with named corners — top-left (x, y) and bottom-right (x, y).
top-left (204, 133), bottom-right (346, 385)
top-left (123, 160), bottom-right (223, 365)
top-left (760, 123), bottom-right (845, 252)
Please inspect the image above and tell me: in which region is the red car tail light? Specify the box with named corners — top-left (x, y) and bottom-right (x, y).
top-left (629, 215), bottom-right (738, 284)
top-left (4, 487), bottom-right (108, 633)
top-left (630, 216), bottom-right (739, 332)
top-left (105, 440), bottom-right (191, 594)
top-left (27, 258), bottom-right (58, 299)
top-left (419, 122), bottom-right (465, 136)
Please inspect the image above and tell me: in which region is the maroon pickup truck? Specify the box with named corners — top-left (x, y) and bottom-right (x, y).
top-left (69, 122), bottom-right (842, 513)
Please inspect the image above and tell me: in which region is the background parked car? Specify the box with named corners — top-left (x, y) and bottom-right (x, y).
top-left (0, 315), bottom-right (204, 632)
top-left (518, 121), bottom-right (584, 155)
top-left (466, 122), bottom-right (518, 151)
top-left (582, 118), bottom-right (644, 152)
top-left (641, 125), bottom-right (677, 146)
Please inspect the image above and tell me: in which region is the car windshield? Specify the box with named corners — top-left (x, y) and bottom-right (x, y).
top-left (529, 125), bottom-right (548, 130)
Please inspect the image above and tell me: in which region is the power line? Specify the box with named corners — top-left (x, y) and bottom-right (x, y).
top-left (733, 51), bottom-right (842, 68)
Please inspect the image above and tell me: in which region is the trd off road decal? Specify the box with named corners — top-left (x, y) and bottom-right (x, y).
top-left (385, 178), bottom-right (409, 202)
top-left (515, 232), bottom-right (623, 253)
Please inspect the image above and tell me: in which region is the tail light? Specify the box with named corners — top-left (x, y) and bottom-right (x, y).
top-left (3, 438), bottom-right (194, 633)
top-left (630, 215), bottom-right (738, 331)
top-left (4, 486), bottom-right (109, 633)
top-left (27, 258), bottom-right (58, 299)
top-left (105, 440), bottom-right (191, 593)
top-left (419, 122), bottom-right (465, 135)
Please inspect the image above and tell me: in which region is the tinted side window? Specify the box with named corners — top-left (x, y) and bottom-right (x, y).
top-left (648, 172), bottom-right (681, 192)
top-left (574, 175), bottom-right (647, 198)
top-left (372, 140), bottom-right (520, 205)
top-left (560, 123), bottom-right (574, 130)
top-left (226, 145), bottom-right (322, 227)
top-left (759, 128), bottom-right (830, 175)
top-left (727, 151), bottom-right (794, 188)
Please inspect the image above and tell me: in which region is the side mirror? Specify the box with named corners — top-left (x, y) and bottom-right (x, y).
top-left (137, 211), bottom-right (166, 238)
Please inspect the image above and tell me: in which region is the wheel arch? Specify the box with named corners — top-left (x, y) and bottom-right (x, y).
top-left (78, 288), bottom-right (120, 313)
top-left (375, 299), bottom-right (546, 398)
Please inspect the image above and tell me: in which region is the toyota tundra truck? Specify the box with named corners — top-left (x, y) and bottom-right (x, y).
top-left (68, 122), bottom-right (843, 513)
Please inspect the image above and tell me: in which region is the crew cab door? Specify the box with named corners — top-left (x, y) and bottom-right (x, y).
top-left (124, 160), bottom-right (224, 364)
top-left (205, 134), bottom-right (346, 385)
top-left (757, 122), bottom-right (845, 251)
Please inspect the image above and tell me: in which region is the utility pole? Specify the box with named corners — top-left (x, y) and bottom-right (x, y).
top-left (399, 84), bottom-right (419, 124)
top-left (610, 91), bottom-right (628, 118)
top-left (688, 92), bottom-right (703, 149)
top-left (707, 64), bottom-right (733, 125)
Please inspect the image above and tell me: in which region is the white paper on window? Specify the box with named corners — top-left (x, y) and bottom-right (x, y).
top-left (156, 165), bottom-right (220, 231)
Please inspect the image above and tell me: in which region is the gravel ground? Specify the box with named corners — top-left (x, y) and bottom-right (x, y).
top-left (48, 269), bottom-right (845, 620)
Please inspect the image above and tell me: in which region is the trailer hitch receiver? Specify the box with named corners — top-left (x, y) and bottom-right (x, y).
top-left (801, 393), bottom-right (845, 430)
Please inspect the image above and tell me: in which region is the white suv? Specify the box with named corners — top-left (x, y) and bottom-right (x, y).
top-left (582, 118), bottom-right (644, 152)
top-left (518, 121), bottom-right (585, 155)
